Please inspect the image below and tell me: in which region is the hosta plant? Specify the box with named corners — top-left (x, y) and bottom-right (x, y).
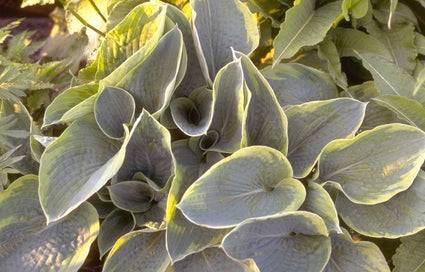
top-left (1, 0), bottom-right (425, 271)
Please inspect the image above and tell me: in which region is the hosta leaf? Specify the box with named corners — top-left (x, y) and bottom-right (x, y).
top-left (336, 171), bottom-right (425, 238)
top-left (178, 146), bottom-right (305, 228)
top-left (103, 230), bottom-right (170, 272)
top-left (262, 63), bottom-right (339, 107)
top-left (415, 67), bottom-right (425, 95)
top-left (39, 116), bottom-right (131, 222)
top-left (98, 209), bottom-right (135, 258)
top-left (355, 52), bottom-right (419, 101)
top-left (94, 86), bottom-right (135, 139)
top-left (166, 139), bottom-right (229, 262)
top-left (365, 21), bottom-right (417, 74)
top-left (0, 175), bottom-right (99, 272)
top-left (393, 229), bottom-right (425, 272)
top-left (286, 98), bottom-right (366, 178)
top-left (323, 228), bottom-right (390, 272)
top-left (173, 247), bottom-right (254, 272)
top-left (318, 123), bottom-right (425, 204)
top-left (317, 38), bottom-right (347, 89)
top-left (170, 87), bottom-right (213, 137)
top-left (93, 2), bottom-right (167, 80)
top-left (101, 26), bottom-right (185, 117)
top-left (133, 194), bottom-right (167, 227)
top-left (245, 0), bottom-right (286, 26)
top-left (301, 182), bottom-right (341, 233)
top-left (107, 181), bottom-right (154, 212)
top-left (327, 28), bottom-right (392, 60)
top-left (273, 0), bottom-right (342, 64)
top-left (373, 95), bottom-right (425, 132)
top-left (165, 3), bottom-right (206, 97)
top-left (222, 211), bottom-right (331, 272)
top-left (204, 59), bottom-right (244, 153)
top-left (191, 0), bottom-right (259, 84)
top-left (238, 52), bottom-right (288, 154)
top-left (342, 0), bottom-right (369, 20)
top-left (361, 101), bottom-right (403, 131)
top-left (43, 83), bottom-right (98, 127)
top-left (116, 109), bottom-right (175, 192)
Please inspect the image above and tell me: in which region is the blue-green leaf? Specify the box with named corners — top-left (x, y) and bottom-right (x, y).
top-left (318, 124), bottom-right (425, 205)
top-left (191, 0), bottom-right (259, 84)
top-left (0, 175), bottom-right (99, 272)
top-left (222, 211), bottom-right (331, 272)
top-left (178, 146), bottom-right (305, 228)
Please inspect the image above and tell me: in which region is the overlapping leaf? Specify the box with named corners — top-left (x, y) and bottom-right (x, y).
top-left (191, 0), bottom-right (259, 84)
top-left (323, 228), bottom-right (390, 272)
top-left (101, 26), bottom-right (185, 117)
top-left (115, 109), bottom-right (175, 192)
top-left (166, 139), bottom-right (229, 263)
top-left (318, 123), bottom-right (425, 204)
top-left (173, 247), bottom-right (254, 272)
top-left (107, 181), bottom-right (154, 212)
top-left (222, 211), bottom-right (331, 272)
top-left (94, 86), bottom-right (135, 139)
top-left (0, 175), bottom-right (99, 272)
top-left (286, 98), bottom-right (366, 177)
top-left (178, 146), bottom-right (305, 228)
top-left (301, 182), bottom-right (341, 233)
top-left (103, 230), bottom-right (170, 272)
top-left (393, 229), bottom-right (425, 272)
top-left (203, 58), bottom-right (244, 153)
top-left (336, 170), bottom-right (425, 238)
top-left (43, 83), bottom-right (98, 127)
top-left (97, 209), bottom-right (135, 258)
top-left (262, 63), bottom-right (338, 107)
top-left (238, 52), bottom-right (288, 154)
top-left (39, 116), bottom-right (131, 222)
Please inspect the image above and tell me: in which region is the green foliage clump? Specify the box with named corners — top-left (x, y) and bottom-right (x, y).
top-left (1, 0), bottom-right (425, 271)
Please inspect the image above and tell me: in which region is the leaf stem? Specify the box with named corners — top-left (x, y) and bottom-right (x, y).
top-left (88, 0), bottom-right (107, 22)
top-left (57, 0), bottom-right (105, 37)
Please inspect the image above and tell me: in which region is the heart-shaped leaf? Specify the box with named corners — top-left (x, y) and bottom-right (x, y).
top-left (170, 87), bottom-right (213, 136)
top-left (273, 0), bottom-right (342, 64)
top-left (205, 58), bottom-right (244, 153)
top-left (173, 247), bottom-right (254, 272)
top-left (39, 116), bottom-right (131, 222)
top-left (107, 181), bottom-right (154, 212)
top-left (238, 52), bottom-right (288, 154)
top-left (301, 182), bottom-right (341, 234)
top-left (0, 175), bottom-right (99, 272)
top-left (286, 98), bottom-right (366, 178)
top-left (262, 63), bottom-right (339, 107)
top-left (43, 83), bottom-right (98, 127)
top-left (222, 211), bottom-right (331, 272)
top-left (116, 109), bottom-right (175, 192)
top-left (103, 230), bottom-right (170, 272)
top-left (318, 123), bottom-right (425, 204)
top-left (336, 170), bottom-right (425, 238)
top-left (98, 209), bottom-right (135, 258)
top-left (191, 0), bottom-right (259, 84)
top-left (166, 139), bottom-right (230, 262)
top-left (323, 228), bottom-right (390, 272)
top-left (101, 26), bottom-right (185, 117)
top-left (95, 86), bottom-right (135, 139)
top-left (178, 146), bottom-right (305, 228)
